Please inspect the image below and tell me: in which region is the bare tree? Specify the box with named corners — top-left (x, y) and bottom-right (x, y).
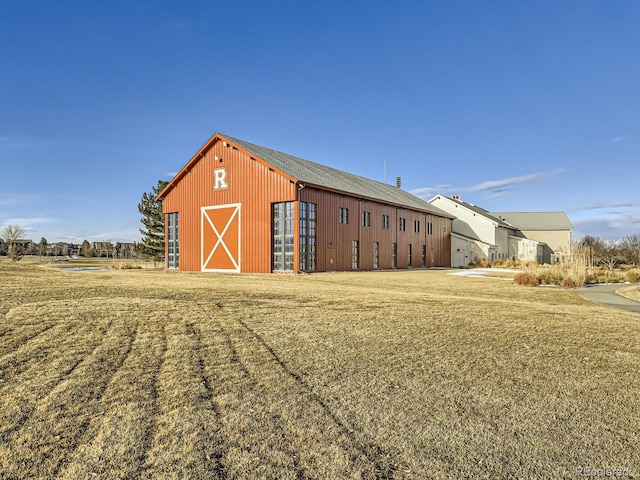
top-left (37, 237), bottom-right (48, 259)
top-left (8, 244), bottom-right (24, 262)
top-left (601, 239), bottom-right (623, 270)
top-left (580, 235), bottom-right (605, 267)
top-left (1, 225), bottom-right (26, 262)
top-left (81, 240), bottom-right (95, 259)
top-left (620, 234), bottom-right (640, 267)
top-left (1, 225), bottom-right (26, 245)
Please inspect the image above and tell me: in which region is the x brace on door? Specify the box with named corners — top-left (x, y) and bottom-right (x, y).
top-left (201, 204), bottom-right (241, 272)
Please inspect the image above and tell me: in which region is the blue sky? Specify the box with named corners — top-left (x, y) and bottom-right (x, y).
top-left (1, 1), bottom-right (638, 243)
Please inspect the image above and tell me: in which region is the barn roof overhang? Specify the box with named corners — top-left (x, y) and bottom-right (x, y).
top-left (157, 133), bottom-right (453, 220)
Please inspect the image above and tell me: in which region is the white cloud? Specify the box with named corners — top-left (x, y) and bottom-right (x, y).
top-left (573, 201), bottom-right (635, 212)
top-left (410, 169), bottom-right (568, 200)
top-left (610, 136), bottom-right (624, 144)
top-left (409, 185), bottom-right (451, 200)
top-left (469, 172), bottom-right (548, 192)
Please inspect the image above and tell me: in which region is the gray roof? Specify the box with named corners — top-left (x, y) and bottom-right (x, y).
top-left (492, 212), bottom-right (573, 231)
top-left (224, 134), bottom-right (452, 217)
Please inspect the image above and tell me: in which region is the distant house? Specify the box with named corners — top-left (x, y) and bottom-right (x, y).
top-left (492, 212), bottom-right (573, 264)
top-left (91, 242), bottom-right (114, 257)
top-left (13, 239), bottom-right (35, 252)
top-left (68, 244), bottom-right (81, 257)
top-left (428, 195), bottom-right (569, 266)
top-left (114, 242), bottom-right (134, 259)
top-left (44, 242), bottom-right (76, 256)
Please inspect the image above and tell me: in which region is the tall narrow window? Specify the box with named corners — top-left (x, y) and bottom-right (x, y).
top-left (427, 222), bottom-right (433, 235)
top-left (422, 244), bottom-right (426, 267)
top-left (392, 243), bottom-right (397, 268)
top-left (299, 202), bottom-right (317, 272)
top-left (339, 207), bottom-right (349, 224)
top-left (352, 240), bottom-right (359, 270)
top-left (373, 241), bottom-right (379, 269)
top-left (414, 220), bottom-right (420, 233)
top-left (408, 244), bottom-right (412, 268)
top-left (167, 212), bottom-right (179, 269)
top-left (399, 218), bottom-right (406, 231)
top-left (382, 214), bottom-right (389, 229)
top-left (362, 211), bottom-right (371, 227)
top-left (273, 202), bottom-right (294, 271)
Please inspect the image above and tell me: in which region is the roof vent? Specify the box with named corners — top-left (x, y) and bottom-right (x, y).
top-left (450, 194), bottom-right (461, 201)
top-left (396, 176), bottom-right (402, 188)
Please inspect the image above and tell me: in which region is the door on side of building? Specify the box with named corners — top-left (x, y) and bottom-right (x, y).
top-left (201, 204), bottom-right (241, 272)
top-left (326, 248), bottom-right (337, 271)
top-left (453, 250), bottom-right (467, 268)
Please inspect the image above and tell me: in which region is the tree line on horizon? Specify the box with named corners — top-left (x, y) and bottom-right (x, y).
top-left (0, 180), bottom-right (167, 264)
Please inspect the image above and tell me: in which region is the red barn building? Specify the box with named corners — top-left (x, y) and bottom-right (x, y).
top-left (157, 133), bottom-right (452, 273)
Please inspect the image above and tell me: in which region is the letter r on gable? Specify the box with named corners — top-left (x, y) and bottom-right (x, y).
top-left (213, 168), bottom-right (228, 190)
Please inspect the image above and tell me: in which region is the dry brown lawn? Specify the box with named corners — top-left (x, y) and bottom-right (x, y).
top-left (619, 285), bottom-right (640, 303)
top-left (1, 258), bottom-right (638, 479)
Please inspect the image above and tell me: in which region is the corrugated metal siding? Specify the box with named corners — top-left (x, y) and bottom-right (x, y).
top-left (162, 139), bottom-right (296, 273)
top-left (299, 187), bottom-right (451, 271)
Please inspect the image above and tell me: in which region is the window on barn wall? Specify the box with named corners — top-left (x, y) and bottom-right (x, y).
top-left (399, 218), bottom-right (406, 231)
top-left (167, 212), bottom-right (179, 269)
top-left (352, 240), bottom-right (359, 270)
top-left (373, 241), bottom-right (379, 269)
top-left (339, 207), bottom-right (349, 224)
top-left (392, 243), bottom-right (397, 268)
top-left (427, 222), bottom-right (433, 235)
top-left (362, 211), bottom-right (370, 227)
top-left (422, 244), bottom-right (426, 267)
top-left (299, 202), bottom-right (317, 272)
top-left (414, 220), bottom-right (420, 233)
top-left (408, 244), bottom-right (412, 267)
top-left (273, 202), bottom-right (294, 271)
top-left (382, 214), bottom-right (389, 229)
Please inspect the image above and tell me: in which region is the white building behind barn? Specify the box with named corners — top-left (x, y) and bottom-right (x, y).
top-left (493, 212), bottom-right (573, 264)
top-left (429, 195), bottom-right (570, 266)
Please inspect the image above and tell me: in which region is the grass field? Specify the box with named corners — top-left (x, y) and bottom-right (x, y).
top-left (619, 285), bottom-right (640, 303)
top-left (1, 259), bottom-right (638, 479)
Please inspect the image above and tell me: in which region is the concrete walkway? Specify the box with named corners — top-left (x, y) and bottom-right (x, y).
top-left (575, 284), bottom-right (640, 314)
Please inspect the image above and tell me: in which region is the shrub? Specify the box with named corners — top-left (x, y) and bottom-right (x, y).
top-left (626, 269), bottom-right (640, 283)
top-left (585, 269), bottom-right (626, 284)
top-left (503, 259), bottom-right (520, 269)
top-left (492, 258), bottom-right (505, 267)
top-left (561, 275), bottom-right (584, 288)
top-left (111, 263), bottom-right (142, 270)
top-left (514, 272), bottom-right (539, 287)
top-left (8, 245), bottom-right (24, 262)
top-left (536, 268), bottom-right (565, 286)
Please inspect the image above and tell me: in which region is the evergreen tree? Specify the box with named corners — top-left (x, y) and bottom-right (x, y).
top-left (134, 180), bottom-right (168, 265)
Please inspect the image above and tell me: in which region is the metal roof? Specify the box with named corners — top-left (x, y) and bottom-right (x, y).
top-left (492, 212), bottom-right (573, 231)
top-left (224, 134), bottom-right (452, 217)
